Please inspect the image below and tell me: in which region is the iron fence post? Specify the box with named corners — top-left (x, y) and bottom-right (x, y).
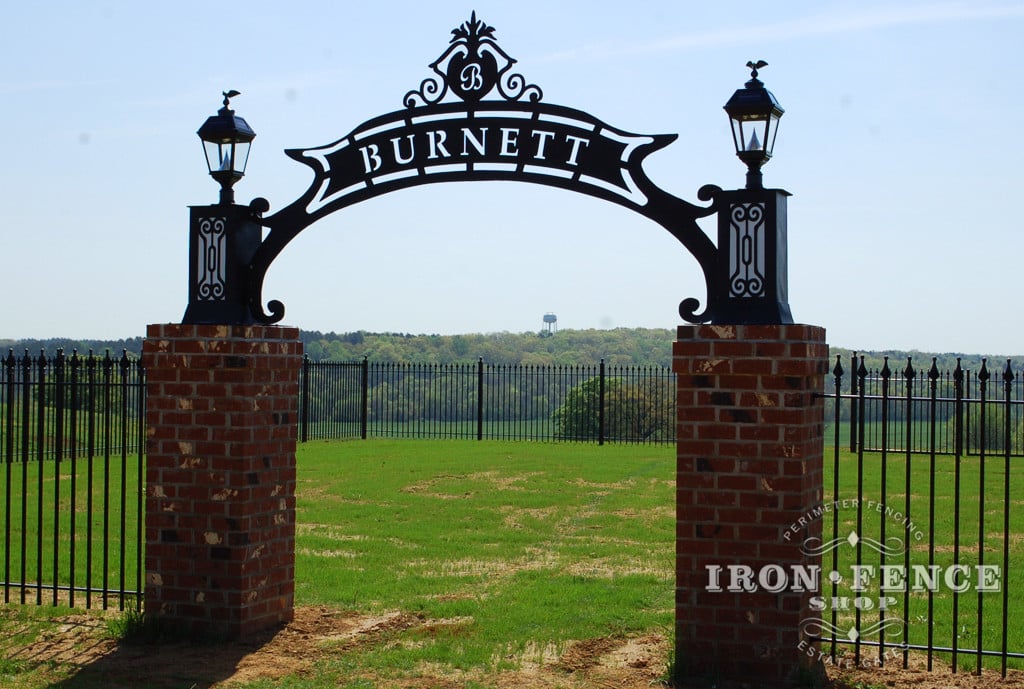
top-left (118, 350), bottom-right (131, 610)
top-left (136, 359), bottom-right (145, 603)
top-left (68, 349), bottom-right (80, 606)
top-left (477, 358), bottom-right (484, 441)
top-left (965, 369), bottom-right (973, 455)
top-left (954, 360), bottom-right (964, 457)
top-left (976, 360), bottom-right (991, 673)
top-left (360, 357), bottom-right (369, 440)
top-left (849, 352), bottom-right (858, 453)
top-left (598, 359), bottom-right (606, 446)
top-left (300, 355), bottom-right (310, 443)
top-left (3, 351), bottom-right (13, 605)
top-left (19, 351), bottom-right (29, 603)
top-left (54, 350), bottom-right (65, 606)
top-left (1001, 360), bottom-right (1014, 676)
top-left (35, 351), bottom-right (46, 605)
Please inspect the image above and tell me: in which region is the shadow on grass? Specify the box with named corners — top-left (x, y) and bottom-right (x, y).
top-left (27, 618), bottom-right (290, 689)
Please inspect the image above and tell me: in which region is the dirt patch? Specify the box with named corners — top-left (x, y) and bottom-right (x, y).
top-left (6, 606), bottom-right (674, 688)
top-left (827, 652), bottom-right (1024, 689)
top-left (557, 636), bottom-right (623, 672)
top-left (401, 471), bottom-right (544, 499)
top-left (7, 606), bottom-right (1024, 688)
top-left (500, 505), bottom-right (558, 529)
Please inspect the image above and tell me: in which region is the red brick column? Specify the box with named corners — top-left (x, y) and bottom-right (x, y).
top-left (142, 324), bottom-right (301, 639)
top-left (674, 324), bottom-right (827, 687)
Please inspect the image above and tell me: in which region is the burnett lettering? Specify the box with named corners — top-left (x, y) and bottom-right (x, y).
top-left (356, 125), bottom-right (592, 175)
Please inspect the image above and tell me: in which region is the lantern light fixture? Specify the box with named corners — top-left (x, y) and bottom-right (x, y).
top-left (724, 61), bottom-right (784, 189)
top-left (197, 90), bottom-right (256, 204)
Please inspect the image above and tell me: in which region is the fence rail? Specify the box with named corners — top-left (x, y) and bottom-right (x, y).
top-left (827, 354), bottom-right (1024, 456)
top-left (1, 349), bottom-right (145, 609)
top-left (820, 354), bottom-right (1023, 675)
top-left (299, 357), bottom-right (677, 444)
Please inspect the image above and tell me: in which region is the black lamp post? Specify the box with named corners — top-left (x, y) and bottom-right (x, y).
top-left (723, 61), bottom-right (784, 190)
top-left (712, 61), bottom-right (793, 324)
top-left (183, 91), bottom-right (262, 324)
top-left (197, 90), bottom-right (256, 205)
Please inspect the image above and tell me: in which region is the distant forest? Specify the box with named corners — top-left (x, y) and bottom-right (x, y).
top-left (1, 329), bottom-right (1020, 371)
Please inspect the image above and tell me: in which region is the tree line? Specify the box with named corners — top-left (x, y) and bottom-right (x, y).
top-left (3, 333), bottom-right (1020, 369)
top-left (297, 328), bottom-right (676, 366)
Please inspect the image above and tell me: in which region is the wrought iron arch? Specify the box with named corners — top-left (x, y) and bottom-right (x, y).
top-left (185, 13), bottom-right (791, 327)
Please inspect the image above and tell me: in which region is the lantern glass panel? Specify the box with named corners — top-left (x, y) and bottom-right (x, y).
top-left (731, 115), bottom-right (771, 155)
top-left (764, 112), bottom-right (781, 156)
top-left (234, 140), bottom-right (251, 174)
top-left (202, 140), bottom-right (222, 174)
top-left (202, 139), bottom-right (251, 175)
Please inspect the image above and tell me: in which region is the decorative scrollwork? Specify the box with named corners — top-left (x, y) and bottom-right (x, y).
top-left (727, 202), bottom-right (766, 299)
top-left (404, 12), bottom-right (542, 108)
top-left (679, 297), bottom-right (711, 324)
top-left (243, 197), bottom-right (288, 324)
top-left (675, 185), bottom-right (723, 324)
top-left (196, 217), bottom-right (226, 301)
top-left (251, 298), bottom-right (285, 325)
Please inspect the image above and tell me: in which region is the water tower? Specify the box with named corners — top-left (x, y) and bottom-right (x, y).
top-left (541, 312), bottom-right (557, 337)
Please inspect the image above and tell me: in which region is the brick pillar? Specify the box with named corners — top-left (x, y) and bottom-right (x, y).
top-left (142, 324), bottom-right (301, 639)
top-left (674, 324), bottom-right (827, 687)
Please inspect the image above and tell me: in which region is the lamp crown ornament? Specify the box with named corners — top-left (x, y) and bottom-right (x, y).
top-left (222, 89), bottom-right (241, 109)
top-left (745, 60), bottom-right (768, 84)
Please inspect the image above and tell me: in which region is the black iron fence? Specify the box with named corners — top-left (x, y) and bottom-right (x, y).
top-left (826, 354), bottom-right (1024, 456)
top-left (299, 357), bottom-right (676, 444)
top-left (0, 350), bottom-right (145, 609)
top-left (818, 355), bottom-right (1024, 675)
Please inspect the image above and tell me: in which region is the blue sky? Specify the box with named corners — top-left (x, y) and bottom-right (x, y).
top-left (1, 1), bottom-right (1021, 355)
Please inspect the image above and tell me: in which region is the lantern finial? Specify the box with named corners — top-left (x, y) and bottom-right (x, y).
top-left (746, 60), bottom-right (767, 82)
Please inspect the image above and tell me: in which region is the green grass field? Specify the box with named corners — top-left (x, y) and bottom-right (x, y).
top-left (292, 440), bottom-right (675, 678)
top-left (0, 440), bottom-right (677, 688)
top-left (2, 438), bottom-right (1024, 687)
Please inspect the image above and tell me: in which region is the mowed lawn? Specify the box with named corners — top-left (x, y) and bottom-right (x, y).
top-left (4, 437), bottom-right (1024, 687)
top-left (292, 439), bottom-right (677, 681)
top-left (0, 440), bottom-right (676, 689)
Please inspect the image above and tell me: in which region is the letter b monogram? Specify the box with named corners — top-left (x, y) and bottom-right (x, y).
top-left (460, 63), bottom-right (484, 91)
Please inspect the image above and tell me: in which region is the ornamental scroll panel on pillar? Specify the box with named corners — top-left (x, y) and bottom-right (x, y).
top-left (194, 216), bottom-right (226, 301)
top-left (713, 188), bottom-right (792, 325)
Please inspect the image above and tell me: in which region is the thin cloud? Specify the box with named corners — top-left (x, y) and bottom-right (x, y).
top-left (536, 1), bottom-right (1024, 63)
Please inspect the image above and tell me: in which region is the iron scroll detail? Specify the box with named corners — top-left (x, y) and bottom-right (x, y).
top-left (404, 11), bottom-right (542, 107)
top-left (242, 13), bottom-right (722, 325)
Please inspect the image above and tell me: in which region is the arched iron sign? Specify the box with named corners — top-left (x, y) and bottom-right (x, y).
top-left (183, 13), bottom-right (792, 326)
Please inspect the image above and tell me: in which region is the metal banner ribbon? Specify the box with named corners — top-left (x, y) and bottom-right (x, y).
top-left (294, 103), bottom-right (673, 218)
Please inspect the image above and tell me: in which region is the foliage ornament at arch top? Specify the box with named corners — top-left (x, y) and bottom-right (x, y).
top-left (245, 12), bottom-right (723, 325)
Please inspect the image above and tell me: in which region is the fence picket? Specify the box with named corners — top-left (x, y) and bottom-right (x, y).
top-left (0, 349), bottom-right (145, 609)
top-left (821, 356), bottom-right (1024, 675)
